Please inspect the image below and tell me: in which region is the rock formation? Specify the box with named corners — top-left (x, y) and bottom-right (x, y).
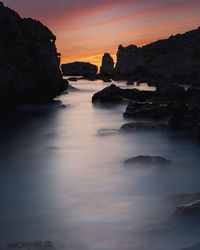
top-left (61, 62), bottom-right (98, 76)
top-left (0, 2), bottom-right (68, 105)
top-left (114, 27), bottom-right (200, 85)
top-left (100, 53), bottom-right (114, 77)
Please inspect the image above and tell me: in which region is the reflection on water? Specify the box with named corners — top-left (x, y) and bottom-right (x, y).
top-left (0, 80), bottom-right (200, 250)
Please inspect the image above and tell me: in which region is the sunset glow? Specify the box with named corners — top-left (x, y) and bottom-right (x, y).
top-left (4, 0), bottom-right (200, 67)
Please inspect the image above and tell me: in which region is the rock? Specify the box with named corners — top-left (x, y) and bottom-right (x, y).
top-left (156, 83), bottom-right (187, 97)
top-left (114, 28), bottom-right (200, 85)
top-left (173, 200), bottom-right (200, 215)
top-left (124, 155), bottom-right (171, 166)
top-left (126, 81), bottom-right (134, 86)
top-left (67, 77), bottom-right (79, 81)
top-left (102, 77), bottom-right (112, 83)
top-left (61, 62), bottom-right (98, 76)
top-left (121, 122), bottom-right (168, 131)
top-left (92, 84), bottom-right (155, 103)
top-left (123, 102), bottom-right (167, 119)
top-left (0, 2), bottom-right (67, 104)
top-left (3, 241), bottom-right (56, 250)
top-left (168, 114), bottom-right (194, 130)
top-left (100, 53), bottom-right (114, 77)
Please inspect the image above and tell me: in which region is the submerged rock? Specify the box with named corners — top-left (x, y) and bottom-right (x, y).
top-left (3, 241), bottom-right (56, 250)
top-left (100, 53), bottom-right (114, 77)
top-left (173, 200), bottom-right (200, 215)
top-left (124, 155), bottom-right (171, 166)
top-left (0, 2), bottom-right (67, 104)
top-left (121, 122), bottom-right (168, 131)
top-left (61, 62), bottom-right (98, 76)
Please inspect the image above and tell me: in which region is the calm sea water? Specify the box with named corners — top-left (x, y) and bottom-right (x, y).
top-left (0, 80), bottom-right (200, 250)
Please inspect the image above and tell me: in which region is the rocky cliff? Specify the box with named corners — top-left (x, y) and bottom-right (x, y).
top-left (61, 62), bottom-right (98, 76)
top-left (100, 53), bottom-right (114, 77)
top-left (0, 2), bottom-right (67, 105)
top-left (114, 27), bottom-right (200, 85)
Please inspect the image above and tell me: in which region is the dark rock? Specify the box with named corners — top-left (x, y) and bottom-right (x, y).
top-left (61, 62), bottom-right (98, 76)
top-left (123, 102), bottom-right (167, 119)
top-left (92, 84), bottom-right (155, 103)
top-left (156, 83), bottom-right (187, 97)
top-left (121, 122), bottom-right (168, 131)
top-left (173, 200), bottom-right (200, 215)
top-left (126, 81), bottom-right (134, 86)
top-left (67, 77), bottom-right (79, 81)
top-left (0, 2), bottom-right (67, 104)
top-left (114, 28), bottom-right (200, 85)
top-left (168, 115), bottom-right (194, 130)
top-left (124, 155), bottom-right (171, 166)
top-left (102, 77), bottom-right (112, 83)
top-left (100, 53), bottom-right (114, 77)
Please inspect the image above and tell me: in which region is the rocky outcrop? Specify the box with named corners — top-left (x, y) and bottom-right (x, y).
top-left (61, 62), bottom-right (98, 76)
top-left (114, 27), bottom-right (200, 85)
top-left (100, 53), bottom-right (114, 77)
top-left (0, 2), bottom-right (68, 105)
top-left (92, 84), bottom-right (155, 103)
top-left (124, 155), bottom-right (171, 166)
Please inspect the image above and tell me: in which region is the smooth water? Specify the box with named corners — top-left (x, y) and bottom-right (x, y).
top-left (1, 80), bottom-right (200, 250)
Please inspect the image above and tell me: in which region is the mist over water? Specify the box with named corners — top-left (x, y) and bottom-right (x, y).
top-left (0, 80), bottom-right (200, 250)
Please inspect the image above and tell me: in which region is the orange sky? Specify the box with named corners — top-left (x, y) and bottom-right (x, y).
top-left (3, 0), bottom-right (200, 68)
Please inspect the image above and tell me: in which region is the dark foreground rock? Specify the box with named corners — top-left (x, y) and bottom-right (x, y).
top-left (100, 53), bottom-right (114, 77)
top-left (1, 241), bottom-right (56, 250)
top-left (124, 155), bottom-right (171, 166)
top-left (173, 200), bottom-right (200, 216)
top-left (61, 62), bottom-right (98, 76)
top-left (121, 122), bottom-right (168, 131)
top-left (92, 84), bottom-right (155, 103)
top-left (114, 27), bottom-right (200, 85)
top-left (123, 102), bottom-right (167, 119)
top-left (0, 2), bottom-right (68, 105)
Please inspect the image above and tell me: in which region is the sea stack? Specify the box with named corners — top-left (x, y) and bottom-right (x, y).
top-left (100, 53), bottom-right (114, 77)
top-left (0, 2), bottom-right (68, 105)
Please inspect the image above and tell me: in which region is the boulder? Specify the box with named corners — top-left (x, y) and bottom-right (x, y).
top-left (124, 155), bottom-right (171, 166)
top-left (100, 53), bottom-right (114, 77)
top-left (61, 62), bottom-right (98, 76)
top-left (0, 2), bottom-right (67, 104)
top-left (123, 102), bottom-right (167, 119)
top-left (92, 84), bottom-right (155, 103)
top-left (173, 200), bottom-right (200, 215)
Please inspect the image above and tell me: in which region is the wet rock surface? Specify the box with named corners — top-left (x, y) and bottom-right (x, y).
top-left (61, 62), bottom-right (98, 76)
top-left (0, 2), bottom-right (67, 105)
top-left (124, 155), bottom-right (171, 166)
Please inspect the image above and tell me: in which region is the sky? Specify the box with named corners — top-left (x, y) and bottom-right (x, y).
top-left (3, 0), bottom-right (200, 68)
